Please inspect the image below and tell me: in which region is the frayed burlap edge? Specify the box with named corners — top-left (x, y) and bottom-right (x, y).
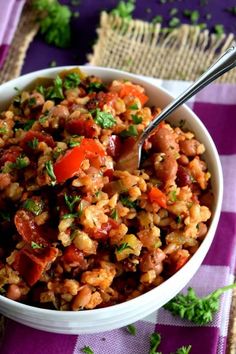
top-left (0, 1), bottom-right (38, 84)
top-left (89, 12), bottom-right (236, 83)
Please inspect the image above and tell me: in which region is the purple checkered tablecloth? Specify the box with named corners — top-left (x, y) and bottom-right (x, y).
top-left (0, 78), bottom-right (235, 354)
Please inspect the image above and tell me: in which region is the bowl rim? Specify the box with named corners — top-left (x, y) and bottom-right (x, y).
top-left (0, 65), bottom-right (223, 318)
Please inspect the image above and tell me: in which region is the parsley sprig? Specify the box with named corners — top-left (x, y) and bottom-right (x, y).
top-left (91, 109), bottom-right (116, 129)
top-left (23, 199), bottom-right (44, 216)
top-left (64, 194), bottom-right (81, 212)
top-left (164, 284), bottom-right (236, 325)
top-left (111, 0), bottom-right (136, 20)
top-left (34, 0), bottom-right (72, 48)
top-left (45, 160), bottom-right (56, 185)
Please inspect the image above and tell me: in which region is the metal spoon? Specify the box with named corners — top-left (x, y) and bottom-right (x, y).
top-left (116, 45), bottom-right (236, 171)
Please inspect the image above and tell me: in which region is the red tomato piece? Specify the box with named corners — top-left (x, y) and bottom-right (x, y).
top-left (54, 139), bottom-right (105, 183)
top-left (53, 146), bottom-right (85, 183)
top-left (21, 131), bottom-right (55, 150)
top-left (103, 169), bottom-right (114, 181)
top-left (66, 115), bottom-right (98, 138)
top-left (12, 247), bottom-right (58, 286)
top-left (0, 146), bottom-right (22, 166)
top-left (148, 187), bottom-right (167, 208)
top-left (97, 92), bottom-right (118, 109)
top-left (106, 135), bottom-right (121, 158)
top-left (14, 210), bottom-right (50, 246)
top-left (119, 85), bottom-right (148, 105)
top-left (63, 244), bottom-right (88, 269)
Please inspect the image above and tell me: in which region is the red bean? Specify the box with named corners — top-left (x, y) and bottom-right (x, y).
top-left (176, 166), bottom-right (192, 187)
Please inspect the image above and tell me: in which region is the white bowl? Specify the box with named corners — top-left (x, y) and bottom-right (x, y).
top-left (0, 66), bottom-right (223, 334)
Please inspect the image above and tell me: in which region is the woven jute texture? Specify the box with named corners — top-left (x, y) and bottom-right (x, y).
top-left (89, 12), bottom-right (236, 83)
top-left (0, 0), bottom-right (38, 84)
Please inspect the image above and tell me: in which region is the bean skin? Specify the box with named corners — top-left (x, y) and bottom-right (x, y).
top-left (6, 284), bottom-right (21, 301)
top-left (150, 127), bottom-right (179, 154)
top-left (179, 139), bottom-right (200, 157)
top-left (176, 166), bottom-right (192, 187)
top-left (71, 285), bottom-right (92, 310)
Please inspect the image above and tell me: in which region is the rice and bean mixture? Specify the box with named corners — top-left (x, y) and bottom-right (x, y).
top-left (0, 69), bottom-right (212, 310)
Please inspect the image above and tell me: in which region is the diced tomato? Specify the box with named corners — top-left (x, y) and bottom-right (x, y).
top-left (80, 138), bottom-right (105, 158)
top-left (96, 92), bottom-right (118, 109)
top-left (63, 244), bottom-right (88, 269)
top-left (119, 85), bottom-right (148, 105)
top-left (106, 135), bottom-right (121, 158)
top-left (103, 169), bottom-right (114, 181)
top-left (66, 115), bottom-right (98, 138)
top-left (148, 187), bottom-right (167, 208)
top-left (0, 146), bottom-right (22, 166)
top-left (14, 210), bottom-right (50, 246)
top-left (89, 219), bottom-right (119, 240)
top-left (12, 247), bottom-right (58, 286)
top-left (53, 138), bottom-right (105, 183)
top-left (54, 146), bottom-right (85, 183)
top-left (20, 131), bottom-right (55, 150)
top-left (167, 250), bottom-right (190, 275)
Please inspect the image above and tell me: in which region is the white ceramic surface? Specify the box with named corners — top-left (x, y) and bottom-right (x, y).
top-left (0, 66), bottom-right (223, 334)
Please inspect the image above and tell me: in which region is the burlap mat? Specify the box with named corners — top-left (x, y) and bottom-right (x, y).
top-left (89, 12), bottom-right (236, 83)
top-left (0, 6), bottom-right (235, 353)
top-left (0, 0), bottom-right (38, 84)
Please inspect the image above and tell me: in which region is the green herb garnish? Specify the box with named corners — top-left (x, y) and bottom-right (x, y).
top-left (36, 85), bottom-right (45, 96)
top-left (175, 345), bottom-right (192, 354)
top-left (45, 160), bottom-right (56, 184)
top-left (31, 241), bottom-right (43, 249)
top-left (116, 242), bottom-right (133, 253)
top-left (28, 97), bottom-right (37, 107)
top-left (214, 24), bottom-right (225, 37)
top-left (28, 137), bottom-right (39, 149)
top-left (64, 72), bottom-right (81, 90)
top-left (131, 114), bottom-right (142, 124)
top-left (169, 17), bottom-right (180, 28)
top-left (68, 136), bottom-right (82, 148)
top-left (34, 0), bottom-right (72, 48)
top-left (81, 346), bottom-right (94, 354)
top-left (88, 82), bottom-right (105, 93)
top-left (0, 128), bottom-right (7, 135)
top-left (23, 120), bottom-right (35, 131)
top-left (120, 125), bottom-right (138, 137)
top-left (46, 76), bottom-right (64, 101)
top-left (120, 196), bottom-right (137, 208)
top-left (152, 15), bottom-right (163, 24)
top-left (129, 103), bottom-right (139, 110)
top-left (5, 156), bottom-right (29, 171)
top-left (64, 194), bottom-right (81, 212)
top-left (164, 284), bottom-right (236, 325)
top-left (170, 190), bottom-right (177, 202)
top-left (176, 215), bottom-right (182, 224)
top-left (92, 109), bottom-right (116, 129)
top-left (62, 212), bottom-right (81, 219)
top-left (111, 209), bottom-right (118, 220)
top-left (149, 332), bottom-right (161, 354)
top-left (126, 324), bottom-right (136, 335)
top-left (23, 199), bottom-right (43, 216)
top-left (110, 0), bottom-right (136, 20)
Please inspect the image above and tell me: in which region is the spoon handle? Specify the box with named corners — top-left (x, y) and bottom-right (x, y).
top-left (140, 45), bottom-right (236, 143)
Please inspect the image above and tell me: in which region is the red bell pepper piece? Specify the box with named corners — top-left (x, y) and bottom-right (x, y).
top-left (148, 187), bottom-right (167, 208)
top-left (119, 85), bottom-right (148, 105)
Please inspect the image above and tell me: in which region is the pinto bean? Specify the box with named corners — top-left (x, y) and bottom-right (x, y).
top-left (177, 154), bottom-right (189, 166)
top-left (196, 222), bottom-right (208, 239)
top-left (139, 249), bottom-right (166, 273)
top-left (71, 285), bottom-right (92, 310)
top-left (28, 93), bottom-right (45, 109)
top-left (51, 105), bottom-right (70, 119)
top-left (150, 127), bottom-right (179, 154)
top-left (6, 284), bottom-right (21, 301)
top-left (179, 139), bottom-right (201, 157)
top-left (154, 153), bottom-right (177, 187)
